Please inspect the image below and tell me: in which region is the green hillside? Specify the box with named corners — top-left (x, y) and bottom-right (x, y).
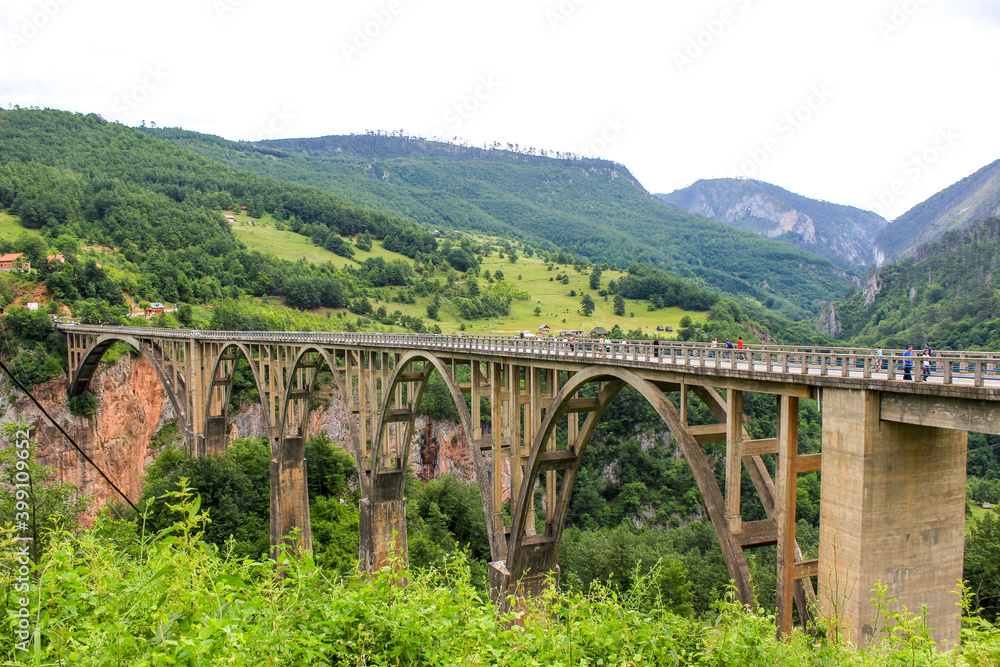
top-left (148, 129), bottom-right (855, 319)
top-left (876, 159), bottom-right (1000, 260)
top-left (837, 216), bottom-right (1000, 350)
top-left (3, 108), bottom-right (766, 392)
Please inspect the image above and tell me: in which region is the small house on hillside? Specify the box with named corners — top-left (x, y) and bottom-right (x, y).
top-left (46, 254), bottom-right (66, 264)
top-left (590, 326), bottom-right (608, 338)
top-left (224, 215), bottom-right (237, 224)
top-left (559, 329), bottom-right (584, 336)
top-left (538, 324), bottom-right (551, 335)
top-left (146, 302), bottom-right (166, 317)
top-left (0, 253), bottom-right (29, 273)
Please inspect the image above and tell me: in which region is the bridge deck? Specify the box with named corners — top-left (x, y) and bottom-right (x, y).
top-left (57, 325), bottom-right (1000, 397)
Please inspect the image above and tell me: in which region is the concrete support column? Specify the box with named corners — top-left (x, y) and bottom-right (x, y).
top-left (204, 416), bottom-right (227, 457)
top-left (488, 559), bottom-right (560, 618)
top-left (270, 436), bottom-right (312, 558)
top-left (359, 498), bottom-right (408, 573)
top-left (818, 388), bottom-right (967, 649)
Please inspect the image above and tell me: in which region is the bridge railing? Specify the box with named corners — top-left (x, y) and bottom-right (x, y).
top-left (56, 325), bottom-right (1000, 388)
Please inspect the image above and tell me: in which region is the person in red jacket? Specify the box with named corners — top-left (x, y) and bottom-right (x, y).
top-left (737, 337), bottom-right (745, 360)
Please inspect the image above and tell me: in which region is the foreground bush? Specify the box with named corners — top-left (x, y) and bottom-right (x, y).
top-left (2, 485), bottom-right (998, 666)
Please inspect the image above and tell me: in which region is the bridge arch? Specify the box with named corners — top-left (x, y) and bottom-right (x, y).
top-left (504, 365), bottom-right (755, 606)
top-left (202, 342), bottom-right (269, 456)
top-left (369, 351), bottom-right (480, 493)
top-left (277, 346), bottom-right (360, 471)
top-left (69, 333), bottom-right (190, 442)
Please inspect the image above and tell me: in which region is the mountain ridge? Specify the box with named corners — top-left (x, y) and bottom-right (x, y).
top-left (875, 159), bottom-right (1000, 261)
top-left (149, 128), bottom-right (856, 318)
top-left (656, 178), bottom-right (888, 270)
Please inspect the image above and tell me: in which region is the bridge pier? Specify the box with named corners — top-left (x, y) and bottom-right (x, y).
top-left (270, 435), bottom-right (312, 557)
top-left (818, 388), bottom-right (967, 649)
top-left (359, 498), bottom-right (408, 572)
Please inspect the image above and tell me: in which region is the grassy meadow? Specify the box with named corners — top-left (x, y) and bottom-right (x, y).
top-left (230, 220), bottom-right (704, 335)
top-left (0, 211), bottom-right (42, 244)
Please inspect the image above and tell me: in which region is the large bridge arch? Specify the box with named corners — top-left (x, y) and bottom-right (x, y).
top-left (503, 365), bottom-right (755, 607)
top-left (361, 350), bottom-right (505, 568)
top-left (68, 333), bottom-right (190, 442)
top-left (202, 342), bottom-right (270, 456)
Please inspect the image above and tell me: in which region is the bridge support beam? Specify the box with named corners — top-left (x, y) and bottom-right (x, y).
top-left (359, 498), bottom-right (408, 572)
top-left (270, 436), bottom-right (312, 557)
top-left (818, 388), bottom-right (967, 649)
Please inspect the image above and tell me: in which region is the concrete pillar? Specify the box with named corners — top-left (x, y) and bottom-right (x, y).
top-left (269, 436), bottom-right (312, 558)
top-left (204, 416), bottom-right (227, 456)
top-left (818, 388), bottom-right (967, 649)
top-left (488, 560), bottom-right (560, 619)
top-left (359, 498), bottom-right (408, 573)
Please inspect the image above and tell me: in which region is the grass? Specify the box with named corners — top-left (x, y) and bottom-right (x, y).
top-left (0, 211), bottom-right (42, 244)
top-left (225, 222), bottom-right (704, 335)
top-left (227, 211), bottom-right (400, 269)
top-left (967, 503), bottom-right (989, 536)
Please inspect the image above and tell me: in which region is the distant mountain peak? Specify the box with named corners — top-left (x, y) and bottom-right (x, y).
top-left (657, 178), bottom-right (887, 270)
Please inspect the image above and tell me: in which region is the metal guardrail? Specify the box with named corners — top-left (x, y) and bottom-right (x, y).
top-left (57, 324), bottom-right (1000, 388)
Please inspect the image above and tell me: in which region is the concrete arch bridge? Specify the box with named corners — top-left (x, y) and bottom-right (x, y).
top-left (58, 325), bottom-right (1000, 646)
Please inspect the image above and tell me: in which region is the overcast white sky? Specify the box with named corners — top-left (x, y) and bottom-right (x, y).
top-left (2, 0), bottom-right (999, 220)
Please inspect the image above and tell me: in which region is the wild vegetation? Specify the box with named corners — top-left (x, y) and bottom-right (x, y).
top-left (149, 128), bottom-right (855, 319)
top-left (836, 216), bottom-right (1000, 350)
top-left (3, 422), bottom-right (1000, 665)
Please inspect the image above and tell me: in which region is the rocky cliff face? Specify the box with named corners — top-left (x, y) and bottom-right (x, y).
top-left (1, 354), bottom-right (176, 524)
top-left (815, 302), bottom-right (842, 338)
top-left (658, 178), bottom-right (888, 270)
top-left (1, 355), bottom-right (480, 520)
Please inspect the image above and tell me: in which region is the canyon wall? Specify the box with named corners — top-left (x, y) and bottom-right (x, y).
top-left (1, 354), bottom-right (477, 520)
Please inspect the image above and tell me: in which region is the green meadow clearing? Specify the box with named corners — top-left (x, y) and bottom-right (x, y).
top-left (2, 207), bottom-right (705, 337)
top-left (0, 211), bottom-right (42, 244)
top-left (232, 221), bottom-right (703, 336)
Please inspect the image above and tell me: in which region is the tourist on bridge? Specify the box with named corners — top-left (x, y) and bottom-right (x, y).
top-left (875, 345), bottom-right (885, 371)
top-left (903, 345), bottom-right (914, 380)
top-left (922, 350), bottom-right (932, 381)
top-left (737, 337), bottom-right (745, 360)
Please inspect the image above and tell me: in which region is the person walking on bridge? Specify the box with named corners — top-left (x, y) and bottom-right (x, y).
top-left (903, 345), bottom-right (914, 380)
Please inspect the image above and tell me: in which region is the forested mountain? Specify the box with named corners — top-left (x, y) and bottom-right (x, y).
top-left (149, 129), bottom-right (855, 318)
top-left (835, 216), bottom-right (1000, 350)
top-left (657, 178), bottom-right (887, 270)
top-left (876, 159), bottom-right (1000, 261)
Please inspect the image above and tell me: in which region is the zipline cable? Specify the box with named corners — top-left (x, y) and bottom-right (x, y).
top-left (0, 356), bottom-right (141, 515)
